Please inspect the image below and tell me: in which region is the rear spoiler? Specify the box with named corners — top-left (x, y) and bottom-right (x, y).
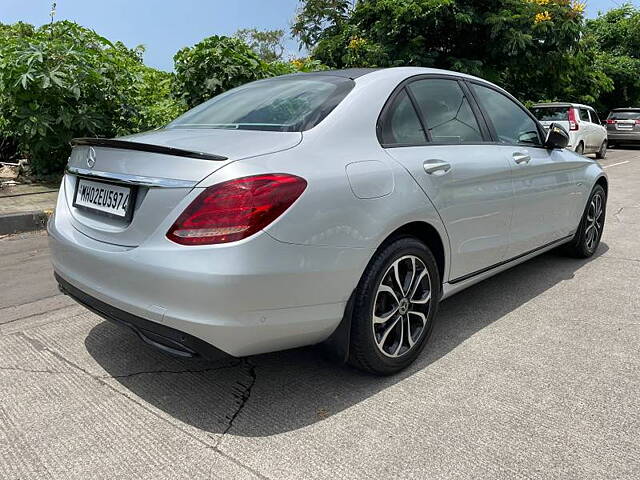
top-left (70, 137), bottom-right (228, 161)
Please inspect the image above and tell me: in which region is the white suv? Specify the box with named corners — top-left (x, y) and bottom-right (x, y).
top-left (531, 102), bottom-right (608, 158)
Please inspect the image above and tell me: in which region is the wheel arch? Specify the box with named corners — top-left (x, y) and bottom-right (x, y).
top-left (321, 219), bottom-right (447, 364)
top-left (595, 175), bottom-right (608, 196)
top-left (382, 221), bottom-right (446, 283)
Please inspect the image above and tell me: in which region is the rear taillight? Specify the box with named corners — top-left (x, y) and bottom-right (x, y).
top-left (568, 108), bottom-right (579, 131)
top-left (167, 174), bottom-right (307, 245)
top-left (635, 119), bottom-right (640, 124)
top-left (606, 119), bottom-right (616, 124)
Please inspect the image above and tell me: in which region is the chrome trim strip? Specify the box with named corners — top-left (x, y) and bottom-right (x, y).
top-left (65, 166), bottom-right (198, 188)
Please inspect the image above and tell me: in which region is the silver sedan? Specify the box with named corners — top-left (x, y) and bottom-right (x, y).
top-left (49, 67), bottom-right (607, 375)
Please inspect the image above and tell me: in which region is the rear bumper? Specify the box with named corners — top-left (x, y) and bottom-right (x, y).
top-left (56, 273), bottom-right (229, 360)
top-left (47, 198), bottom-right (371, 357)
top-left (607, 132), bottom-right (640, 143)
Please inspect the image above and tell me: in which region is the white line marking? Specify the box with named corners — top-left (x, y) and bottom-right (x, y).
top-left (603, 161), bottom-right (630, 169)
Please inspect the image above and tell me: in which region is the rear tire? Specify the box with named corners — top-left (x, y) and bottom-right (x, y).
top-left (564, 185), bottom-right (606, 258)
top-left (348, 237), bottom-right (440, 375)
top-left (595, 141), bottom-right (607, 159)
top-left (575, 142), bottom-right (584, 155)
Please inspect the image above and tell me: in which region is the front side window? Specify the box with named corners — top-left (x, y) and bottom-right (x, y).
top-left (167, 75), bottom-right (354, 132)
top-left (590, 110), bottom-right (601, 125)
top-left (379, 89), bottom-right (427, 146)
top-left (408, 79), bottom-right (483, 143)
top-left (471, 84), bottom-right (542, 146)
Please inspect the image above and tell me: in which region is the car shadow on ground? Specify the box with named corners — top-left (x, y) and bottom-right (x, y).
top-left (85, 243), bottom-right (608, 437)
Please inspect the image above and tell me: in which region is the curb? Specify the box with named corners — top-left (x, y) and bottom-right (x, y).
top-left (0, 209), bottom-right (53, 235)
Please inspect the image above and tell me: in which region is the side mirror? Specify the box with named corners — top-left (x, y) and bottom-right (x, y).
top-left (544, 122), bottom-right (569, 150)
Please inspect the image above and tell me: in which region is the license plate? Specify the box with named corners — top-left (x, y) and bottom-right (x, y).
top-left (73, 178), bottom-right (135, 220)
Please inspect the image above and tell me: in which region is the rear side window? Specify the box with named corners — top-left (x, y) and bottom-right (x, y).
top-left (471, 84), bottom-right (542, 146)
top-left (167, 75), bottom-right (354, 132)
top-left (379, 89), bottom-right (427, 146)
top-left (579, 108), bottom-right (590, 122)
top-left (531, 107), bottom-right (568, 122)
top-left (407, 79), bottom-right (483, 143)
top-left (608, 110), bottom-right (640, 120)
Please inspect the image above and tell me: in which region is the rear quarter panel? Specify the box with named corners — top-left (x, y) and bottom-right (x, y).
top-left (193, 70), bottom-right (453, 281)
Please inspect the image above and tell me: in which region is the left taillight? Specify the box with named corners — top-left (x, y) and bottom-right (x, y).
top-left (568, 108), bottom-right (579, 131)
top-left (167, 173), bottom-right (307, 245)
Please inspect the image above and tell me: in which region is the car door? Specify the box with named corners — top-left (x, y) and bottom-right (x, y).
top-left (467, 81), bottom-right (582, 258)
top-left (579, 107), bottom-right (597, 152)
top-left (379, 76), bottom-right (514, 281)
top-left (588, 109), bottom-right (606, 149)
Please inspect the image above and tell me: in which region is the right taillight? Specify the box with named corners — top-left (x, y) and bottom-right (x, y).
top-left (167, 173), bottom-right (307, 245)
top-left (568, 108), bottom-right (579, 131)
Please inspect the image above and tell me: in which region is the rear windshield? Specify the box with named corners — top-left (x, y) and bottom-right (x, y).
top-left (167, 75), bottom-right (354, 132)
top-left (530, 107), bottom-right (568, 122)
top-left (607, 110), bottom-right (640, 120)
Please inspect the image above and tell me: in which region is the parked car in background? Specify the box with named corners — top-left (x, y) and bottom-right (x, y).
top-left (531, 102), bottom-right (608, 158)
top-left (605, 108), bottom-right (640, 147)
top-left (49, 68), bottom-right (608, 375)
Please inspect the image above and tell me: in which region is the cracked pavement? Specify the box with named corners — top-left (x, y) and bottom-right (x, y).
top-left (1, 148), bottom-right (640, 479)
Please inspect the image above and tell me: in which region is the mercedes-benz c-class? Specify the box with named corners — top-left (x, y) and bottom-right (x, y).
top-left (49, 68), bottom-right (607, 375)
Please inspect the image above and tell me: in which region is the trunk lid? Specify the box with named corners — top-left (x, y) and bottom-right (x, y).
top-left (64, 128), bottom-right (302, 247)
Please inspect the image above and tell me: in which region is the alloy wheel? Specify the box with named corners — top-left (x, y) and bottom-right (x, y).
top-left (585, 192), bottom-right (604, 251)
top-left (372, 255), bottom-right (432, 358)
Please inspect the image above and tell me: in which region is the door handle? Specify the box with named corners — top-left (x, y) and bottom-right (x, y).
top-left (423, 159), bottom-right (451, 175)
top-left (512, 152), bottom-right (531, 164)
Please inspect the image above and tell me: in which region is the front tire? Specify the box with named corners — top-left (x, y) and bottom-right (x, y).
top-left (348, 237), bottom-right (440, 375)
top-left (564, 185), bottom-right (606, 258)
top-left (596, 141), bottom-right (607, 159)
top-left (575, 142), bottom-right (584, 155)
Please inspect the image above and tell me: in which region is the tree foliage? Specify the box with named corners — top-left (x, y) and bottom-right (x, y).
top-left (173, 35), bottom-right (267, 109)
top-left (0, 21), bottom-right (185, 174)
top-left (173, 34), bottom-right (327, 109)
top-left (234, 28), bottom-right (286, 62)
top-left (292, 0), bottom-right (614, 106)
top-left (292, 0), bottom-right (354, 49)
top-left (586, 4), bottom-right (640, 111)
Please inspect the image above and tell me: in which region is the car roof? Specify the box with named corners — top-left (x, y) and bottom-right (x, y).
top-left (610, 107), bottom-right (640, 111)
top-left (532, 102), bottom-right (594, 110)
top-left (293, 66), bottom-right (494, 84)
top-left (312, 68), bottom-right (380, 79)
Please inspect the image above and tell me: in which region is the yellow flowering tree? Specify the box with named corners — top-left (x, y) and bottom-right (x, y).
top-left (292, 0), bottom-right (614, 105)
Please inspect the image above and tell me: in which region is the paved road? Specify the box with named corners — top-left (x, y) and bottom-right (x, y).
top-left (1, 149), bottom-right (639, 479)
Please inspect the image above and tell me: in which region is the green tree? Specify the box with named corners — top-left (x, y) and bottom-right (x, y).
top-left (586, 4), bottom-right (640, 112)
top-left (173, 35), bottom-right (266, 108)
top-left (234, 28), bottom-right (286, 62)
top-left (0, 21), bottom-right (184, 174)
top-left (292, 0), bottom-right (354, 49)
top-left (173, 35), bottom-right (329, 109)
top-left (292, 0), bottom-right (613, 105)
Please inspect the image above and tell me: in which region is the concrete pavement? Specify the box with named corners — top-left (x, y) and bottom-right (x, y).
top-left (1, 148), bottom-right (639, 479)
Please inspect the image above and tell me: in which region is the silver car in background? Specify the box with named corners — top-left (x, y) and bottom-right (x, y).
top-left (531, 102), bottom-right (608, 157)
top-left (605, 108), bottom-right (640, 147)
top-left (49, 68), bottom-right (607, 375)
